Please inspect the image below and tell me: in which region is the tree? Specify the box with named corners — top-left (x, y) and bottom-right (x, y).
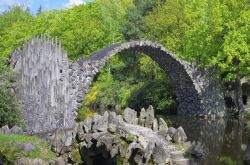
top-left (35, 2), bottom-right (107, 60)
top-left (145, 0), bottom-right (250, 116)
top-left (0, 87), bottom-right (23, 127)
top-left (97, 0), bottom-right (132, 44)
top-left (145, 0), bottom-right (188, 54)
top-left (0, 6), bottom-right (35, 60)
top-left (36, 5), bottom-right (42, 16)
top-left (121, 0), bottom-right (161, 40)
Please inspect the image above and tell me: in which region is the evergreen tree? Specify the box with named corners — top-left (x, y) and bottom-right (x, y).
top-left (36, 5), bottom-right (42, 16)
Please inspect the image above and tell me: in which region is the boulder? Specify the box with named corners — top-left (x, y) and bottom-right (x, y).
top-left (139, 141), bottom-right (155, 164)
top-left (74, 109), bottom-right (190, 165)
top-left (145, 105), bottom-right (154, 129)
top-left (152, 142), bottom-right (170, 164)
top-left (124, 108), bottom-right (138, 125)
top-left (168, 127), bottom-right (176, 138)
top-left (83, 118), bottom-right (92, 133)
top-left (15, 143), bottom-right (36, 152)
top-left (92, 112), bottom-right (108, 132)
top-left (1, 125), bottom-right (10, 135)
top-left (14, 158), bottom-right (46, 165)
top-left (49, 129), bottom-right (74, 154)
top-left (153, 119), bottom-right (158, 132)
top-left (76, 122), bottom-right (85, 142)
top-left (10, 126), bottom-right (23, 134)
top-left (139, 108), bottom-right (147, 126)
top-left (54, 157), bottom-right (67, 165)
top-left (173, 126), bottom-right (187, 144)
top-left (108, 123), bottom-right (117, 133)
top-left (187, 141), bottom-right (205, 158)
top-left (108, 112), bottom-right (123, 126)
top-left (158, 118), bottom-right (168, 138)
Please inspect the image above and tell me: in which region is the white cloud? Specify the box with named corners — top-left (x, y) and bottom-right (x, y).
top-left (65, 0), bottom-right (85, 8)
top-left (0, 0), bottom-right (15, 6)
top-left (0, 0), bottom-right (32, 9)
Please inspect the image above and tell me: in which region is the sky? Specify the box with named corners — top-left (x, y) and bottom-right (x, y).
top-left (0, 0), bottom-right (94, 14)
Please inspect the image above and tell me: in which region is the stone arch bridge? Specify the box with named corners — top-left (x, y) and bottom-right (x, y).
top-left (11, 37), bottom-right (225, 132)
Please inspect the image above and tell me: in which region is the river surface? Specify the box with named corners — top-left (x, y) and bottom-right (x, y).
top-left (161, 116), bottom-right (250, 165)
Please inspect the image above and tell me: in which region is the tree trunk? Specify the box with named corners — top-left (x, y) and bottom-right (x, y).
top-left (235, 78), bottom-right (244, 117)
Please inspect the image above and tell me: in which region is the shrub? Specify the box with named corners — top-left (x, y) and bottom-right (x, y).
top-left (0, 87), bottom-right (24, 127)
top-left (128, 80), bottom-right (176, 113)
top-left (76, 107), bottom-right (94, 122)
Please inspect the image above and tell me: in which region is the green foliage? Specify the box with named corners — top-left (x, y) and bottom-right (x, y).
top-left (128, 80), bottom-right (176, 112)
top-left (126, 133), bottom-right (135, 142)
top-left (0, 87), bottom-right (24, 127)
top-left (121, 0), bottom-right (160, 40)
top-left (71, 149), bottom-right (83, 163)
top-left (117, 156), bottom-right (124, 165)
top-left (219, 156), bottom-right (241, 165)
top-left (2, 0), bottom-right (249, 126)
top-left (97, 0), bottom-right (133, 44)
top-left (0, 6), bottom-right (35, 60)
top-left (35, 3), bottom-right (107, 60)
top-left (0, 134), bottom-right (56, 163)
top-left (145, 0), bottom-right (189, 54)
top-left (121, 6), bottom-right (145, 40)
top-left (82, 51), bottom-right (176, 115)
top-left (145, 0), bottom-right (250, 80)
top-left (76, 107), bottom-right (94, 122)
top-left (0, 2), bottom-right (176, 120)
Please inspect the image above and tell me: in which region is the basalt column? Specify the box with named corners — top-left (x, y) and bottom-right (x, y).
top-left (11, 37), bottom-right (76, 133)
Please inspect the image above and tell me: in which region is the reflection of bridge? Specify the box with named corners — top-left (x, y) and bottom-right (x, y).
top-left (11, 37), bottom-right (225, 132)
top-left (242, 78), bottom-right (250, 111)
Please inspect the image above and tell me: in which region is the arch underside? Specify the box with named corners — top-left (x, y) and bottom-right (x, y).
top-left (243, 82), bottom-right (250, 96)
top-left (73, 41), bottom-right (225, 118)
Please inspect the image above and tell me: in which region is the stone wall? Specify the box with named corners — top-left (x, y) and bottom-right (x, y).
top-left (74, 41), bottom-right (226, 118)
top-left (11, 37), bottom-right (226, 132)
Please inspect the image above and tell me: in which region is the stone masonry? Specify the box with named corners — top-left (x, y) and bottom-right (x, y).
top-left (11, 37), bottom-right (226, 132)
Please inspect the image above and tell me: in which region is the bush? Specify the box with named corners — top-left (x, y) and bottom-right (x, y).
top-left (0, 87), bottom-right (24, 127)
top-left (128, 80), bottom-right (176, 113)
top-left (76, 107), bottom-right (94, 122)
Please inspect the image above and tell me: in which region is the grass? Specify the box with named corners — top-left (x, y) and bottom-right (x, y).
top-left (0, 133), bottom-right (56, 163)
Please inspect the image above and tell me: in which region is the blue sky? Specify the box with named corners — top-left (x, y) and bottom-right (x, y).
top-left (0, 0), bottom-right (94, 14)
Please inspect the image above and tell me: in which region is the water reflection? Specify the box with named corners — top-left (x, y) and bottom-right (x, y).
top-left (162, 116), bottom-right (249, 165)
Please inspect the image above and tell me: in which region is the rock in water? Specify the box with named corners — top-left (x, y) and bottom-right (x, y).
top-left (0, 154), bottom-right (4, 165)
top-left (244, 141), bottom-right (250, 164)
top-left (173, 126), bottom-right (187, 143)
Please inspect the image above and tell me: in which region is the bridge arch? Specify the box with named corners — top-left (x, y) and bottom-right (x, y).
top-left (11, 38), bottom-right (225, 132)
top-left (71, 41), bottom-right (225, 117)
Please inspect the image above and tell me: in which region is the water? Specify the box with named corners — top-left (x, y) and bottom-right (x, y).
top-left (161, 116), bottom-right (250, 165)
